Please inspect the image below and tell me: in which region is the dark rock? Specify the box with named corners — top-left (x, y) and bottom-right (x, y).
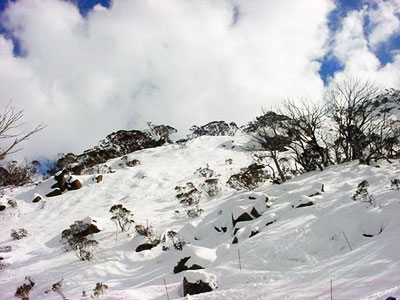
top-left (0, 205), bottom-right (6, 211)
top-left (266, 220), bottom-right (276, 227)
top-left (248, 196), bottom-right (256, 200)
top-left (232, 212), bottom-right (253, 227)
top-left (183, 276), bottom-right (215, 296)
top-left (214, 226), bottom-right (221, 232)
top-left (250, 207), bottom-right (261, 218)
top-left (71, 164), bottom-right (84, 175)
top-left (249, 230), bottom-right (259, 238)
top-left (233, 228), bottom-right (240, 236)
top-left (68, 179), bottom-right (82, 190)
top-left (363, 234), bottom-right (374, 238)
top-left (295, 201), bottom-right (314, 208)
top-left (95, 175), bottom-right (103, 183)
top-left (73, 223), bottom-right (101, 237)
top-left (173, 256), bottom-right (204, 274)
top-left (46, 189), bottom-right (62, 197)
top-left (50, 182), bottom-right (59, 189)
top-left (32, 196), bottom-right (42, 203)
top-left (136, 243), bottom-right (156, 252)
top-left (386, 297), bottom-right (396, 300)
top-left (221, 227), bottom-right (227, 233)
top-left (308, 192), bottom-right (321, 197)
top-left (232, 236), bottom-right (238, 244)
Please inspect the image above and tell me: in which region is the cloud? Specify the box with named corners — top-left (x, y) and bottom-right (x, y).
top-left (330, 1), bottom-right (400, 89)
top-left (0, 0), bottom-right (336, 159)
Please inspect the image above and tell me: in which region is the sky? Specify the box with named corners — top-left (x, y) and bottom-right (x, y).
top-left (0, 0), bottom-right (400, 160)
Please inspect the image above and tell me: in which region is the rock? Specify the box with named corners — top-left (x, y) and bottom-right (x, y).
top-left (32, 195), bottom-right (42, 203)
top-left (363, 234), bottom-right (374, 238)
top-left (0, 205), bottom-right (6, 211)
top-left (221, 227), bottom-right (227, 233)
top-left (68, 179), bottom-right (82, 190)
top-left (266, 220), bottom-right (276, 227)
top-left (95, 175), bottom-right (103, 183)
top-left (249, 230), bottom-right (259, 238)
top-left (214, 226), bottom-right (221, 232)
top-left (295, 201), bottom-right (314, 208)
top-left (232, 212), bottom-right (253, 227)
top-left (232, 236), bottom-right (238, 244)
top-left (135, 243), bottom-right (156, 252)
top-left (250, 207), bottom-right (261, 218)
top-left (173, 257), bottom-right (204, 274)
top-left (183, 270), bottom-right (217, 296)
top-left (68, 217), bottom-right (102, 238)
top-left (386, 297), bottom-right (396, 300)
top-left (46, 189), bottom-right (63, 197)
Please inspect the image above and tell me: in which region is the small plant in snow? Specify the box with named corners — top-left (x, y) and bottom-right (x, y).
top-left (201, 178), bottom-right (221, 197)
top-left (175, 183), bottom-right (201, 206)
top-left (162, 230), bottom-right (185, 251)
top-left (194, 165), bottom-right (215, 178)
top-left (352, 180), bottom-right (376, 207)
top-left (109, 204), bottom-right (134, 232)
top-left (225, 158), bottom-right (233, 165)
top-left (15, 276), bottom-right (35, 300)
top-left (11, 228), bottom-right (28, 240)
top-left (391, 178), bottom-right (400, 190)
top-left (92, 282), bottom-right (108, 298)
top-left (186, 205), bottom-right (204, 218)
top-left (45, 279), bottom-right (68, 300)
top-left (7, 199), bottom-right (17, 208)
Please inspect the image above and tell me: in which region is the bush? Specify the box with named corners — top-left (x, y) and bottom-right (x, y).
top-left (15, 277), bottom-right (35, 300)
top-left (194, 165), bottom-right (215, 178)
top-left (45, 279), bottom-right (67, 300)
top-left (109, 204), bottom-right (134, 232)
top-left (175, 183), bottom-right (201, 206)
top-left (352, 180), bottom-right (376, 207)
top-left (186, 205), bottom-right (204, 218)
top-left (201, 178), bottom-right (221, 197)
top-left (391, 178), bottom-right (399, 190)
top-left (11, 229), bottom-right (28, 240)
top-left (92, 282), bottom-right (108, 298)
top-left (0, 161), bottom-right (35, 187)
top-left (227, 163), bottom-right (269, 190)
top-left (162, 230), bottom-right (185, 251)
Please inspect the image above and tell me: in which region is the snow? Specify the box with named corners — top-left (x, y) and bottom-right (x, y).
top-left (1, 135), bottom-right (400, 299)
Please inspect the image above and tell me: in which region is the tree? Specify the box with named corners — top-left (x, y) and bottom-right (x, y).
top-left (0, 102), bottom-right (45, 161)
top-left (146, 122), bottom-right (177, 144)
top-left (109, 204), bottom-right (134, 232)
top-left (251, 111), bottom-right (291, 183)
top-left (326, 77), bottom-right (382, 163)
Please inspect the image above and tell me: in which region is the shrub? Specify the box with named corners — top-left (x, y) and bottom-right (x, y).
top-left (175, 183), bottom-right (201, 206)
top-left (109, 204), bottom-right (134, 232)
top-left (227, 163), bottom-right (269, 190)
top-left (7, 199), bottom-right (18, 208)
top-left (186, 205), bottom-right (204, 218)
top-left (11, 229), bottom-right (28, 240)
top-left (15, 277), bottom-right (35, 300)
top-left (391, 178), bottom-right (400, 190)
top-left (92, 282), bottom-right (108, 298)
top-left (352, 180), bottom-right (376, 207)
top-left (201, 178), bottom-right (221, 197)
top-left (194, 165), bottom-right (215, 178)
top-left (0, 161), bottom-right (34, 187)
top-left (45, 279), bottom-right (67, 300)
top-left (162, 231), bottom-right (185, 251)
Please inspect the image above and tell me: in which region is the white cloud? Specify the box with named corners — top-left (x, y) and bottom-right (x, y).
top-left (1, 0), bottom-right (333, 159)
top-left (330, 3), bottom-right (400, 90)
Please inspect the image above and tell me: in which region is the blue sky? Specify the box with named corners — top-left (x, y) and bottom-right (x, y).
top-left (1, 0), bottom-right (399, 84)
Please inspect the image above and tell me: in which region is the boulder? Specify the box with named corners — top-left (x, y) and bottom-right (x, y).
top-left (173, 256), bottom-right (204, 274)
top-left (249, 230), bottom-right (259, 238)
top-left (182, 270), bottom-right (217, 296)
top-left (135, 243), bottom-right (156, 252)
top-left (250, 207), bottom-right (261, 218)
top-left (95, 175), bottom-right (103, 183)
top-left (232, 212), bottom-right (253, 227)
top-left (68, 179), bottom-right (82, 190)
top-left (69, 217), bottom-right (102, 238)
top-left (46, 189), bottom-right (62, 197)
top-left (32, 195), bottom-right (42, 203)
top-left (295, 201), bottom-right (314, 208)
top-left (0, 205), bottom-right (6, 211)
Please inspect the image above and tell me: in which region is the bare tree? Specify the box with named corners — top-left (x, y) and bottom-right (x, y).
top-left (281, 99), bottom-right (332, 171)
top-left (0, 102), bottom-right (45, 161)
top-left (326, 77), bottom-right (382, 162)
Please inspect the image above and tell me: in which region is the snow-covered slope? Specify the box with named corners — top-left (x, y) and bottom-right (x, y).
top-left (1, 135), bottom-right (400, 300)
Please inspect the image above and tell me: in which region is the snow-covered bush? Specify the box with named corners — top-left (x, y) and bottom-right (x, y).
top-left (391, 178), bottom-right (399, 190)
top-left (11, 229), bottom-right (28, 240)
top-left (189, 121), bottom-right (238, 138)
top-left (227, 163), bottom-right (269, 190)
top-left (352, 180), bottom-right (376, 207)
top-left (15, 277), bottom-right (35, 300)
top-left (201, 178), bottom-right (221, 197)
top-left (109, 204), bottom-right (135, 232)
top-left (162, 230), bottom-right (185, 251)
top-left (175, 183), bottom-right (201, 206)
top-left (92, 282), bottom-right (108, 298)
top-left (186, 205), bottom-right (204, 218)
top-left (45, 279), bottom-right (67, 300)
top-left (194, 165), bottom-right (215, 178)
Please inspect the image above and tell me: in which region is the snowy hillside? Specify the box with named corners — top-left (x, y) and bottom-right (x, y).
top-left (1, 135), bottom-right (400, 300)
